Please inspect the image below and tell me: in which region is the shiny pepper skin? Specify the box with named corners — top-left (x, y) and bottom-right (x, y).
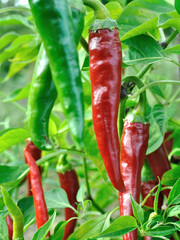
top-left (24, 140), bottom-right (41, 196)
top-left (24, 150), bottom-right (50, 237)
top-left (58, 169), bottom-right (79, 240)
top-left (89, 27), bottom-right (124, 192)
top-left (119, 120), bottom-right (149, 240)
top-left (6, 215), bottom-right (13, 240)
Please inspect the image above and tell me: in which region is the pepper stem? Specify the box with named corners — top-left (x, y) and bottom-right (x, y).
top-left (56, 155), bottom-right (72, 174)
top-left (83, 0), bottom-right (110, 19)
top-left (123, 76), bottom-right (146, 117)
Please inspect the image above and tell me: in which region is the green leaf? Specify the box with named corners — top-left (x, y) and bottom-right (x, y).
top-left (84, 120), bottom-right (113, 189)
top-left (76, 184), bottom-right (85, 204)
top-left (168, 178), bottom-right (180, 206)
top-left (0, 14), bottom-right (33, 29)
top-left (146, 103), bottom-right (177, 154)
top-left (148, 225), bottom-right (177, 237)
top-left (91, 216), bottom-right (138, 239)
top-left (3, 83), bottom-right (31, 102)
top-left (0, 217), bottom-right (8, 240)
top-left (0, 165), bottom-right (28, 189)
top-left (167, 205), bottom-right (180, 217)
top-left (175, 0), bottom-right (180, 14)
top-left (105, 2), bottom-right (123, 20)
top-left (18, 197), bottom-right (35, 231)
top-left (53, 221), bottom-right (68, 240)
top-left (161, 167), bottom-right (180, 186)
top-left (32, 211), bottom-right (56, 240)
top-left (0, 210), bottom-right (8, 218)
top-left (0, 32), bottom-right (19, 51)
top-left (0, 34), bottom-right (38, 65)
top-left (69, 213), bottom-right (111, 240)
top-left (44, 188), bottom-right (72, 210)
top-left (162, 44), bottom-right (180, 55)
top-left (123, 35), bottom-right (168, 65)
top-left (0, 128), bottom-right (30, 153)
top-left (117, 0), bottom-right (174, 41)
top-left (130, 195), bottom-right (144, 225)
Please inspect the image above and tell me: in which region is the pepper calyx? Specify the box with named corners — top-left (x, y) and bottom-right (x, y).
top-left (56, 155), bottom-right (72, 174)
top-left (90, 18), bottom-right (118, 32)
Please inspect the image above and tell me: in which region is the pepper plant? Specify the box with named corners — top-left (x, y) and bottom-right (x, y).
top-left (0, 0), bottom-right (180, 239)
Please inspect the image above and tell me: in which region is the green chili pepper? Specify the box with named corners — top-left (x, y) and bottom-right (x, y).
top-left (29, 0), bottom-right (84, 150)
top-left (28, 43), bottom-right (57, 151)
top-left (1, 186), bottom-right (24, 240)
top-left (28, 1), bottom-right (85, 151)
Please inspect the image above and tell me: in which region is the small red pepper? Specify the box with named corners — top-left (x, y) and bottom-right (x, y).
top-left (24, 140), bottom-right (41, 196)
top-left (89, 20), bottom-right (124, 192)
top-left (119, 120), bottom-right (149, 240)
top-left (24, 150), bottom-right (50, 237)
top-left (56, 156), bottom-right (79, 240)
top-left (118, 76), bottom-right (149, 240)
top-left (6, 214), bottom-right (13, 240)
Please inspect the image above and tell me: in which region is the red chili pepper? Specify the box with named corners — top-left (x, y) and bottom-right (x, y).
top-left (58, 170), bottom-right (79, 240)
top-left (164, 131), bottom-right (173, 154)
top-left (24, 150), bottom-right (50, 237)
top-left (24, 140), bottom-right (41, 196)
top-left (6, 214), bottom-right (13, 240)
top-left (56, 156), bottom-right (79, 240)
top-left (146, 144), bottom-right (171, 198)
top-left (119, 120), bottom-right (149, 240)
top-left (89, 24), bottom-right (124, 192)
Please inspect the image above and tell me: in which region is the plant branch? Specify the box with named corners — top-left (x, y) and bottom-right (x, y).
top-left (141, 185), bottom-right (158, 207)
top-left (83, 157), bottom-right (105, 214)
top-left (132, 80), bottom-right (180, 98)
top-left (83, 0), bottom-right (110, 19)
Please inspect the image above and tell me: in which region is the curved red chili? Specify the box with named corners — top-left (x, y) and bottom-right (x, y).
top-left (89, 27), bottom-right (124, 192)
top-left (57, 169), bottom-right (79, 240)
top-left (119, 120), bottom-right (149, 240)
top-left (24, 150), bottom-right (49, 237)
top-left (24, 140), bottom-right (41, 196)
top-left (6, 214), bottom-right (13, 240)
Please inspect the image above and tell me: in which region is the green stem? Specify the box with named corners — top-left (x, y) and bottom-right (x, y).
top-left (169, 118), bottom-right (180, 127)
top-left (119, 97), bottom-right (127, 140)
top-left (137, 64), bottom-right (152, 79)
top-left (133, 80), bottom-right (180, 99)
top-left (141, 185), bottom-right (158, 207)
top-left (166, 30), bottom-right (179, 46)
top-left (172, 232), bottom-right (180, 240)
top-left (83, 157), bottom-right (91, 198)
top-left (123, 76), bottom-right (146, 116)
top-left (83, 0), bottom-right (110, 19)
top-left (169, 87), bottom-right (180, 103)
top-left (80, 36), bottom-right (89, 54)
top-left (82, 157), bottom-right (105, 214)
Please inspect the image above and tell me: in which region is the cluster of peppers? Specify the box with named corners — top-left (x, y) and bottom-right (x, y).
top-left (1, 0), bottom-right (175, 239)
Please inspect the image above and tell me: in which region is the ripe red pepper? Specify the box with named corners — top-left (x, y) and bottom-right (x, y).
top-left (89, 20), bottom-right (124, 192)
top-left (146, 144), bottom-right (171, 198)
top-left (119, 120), bottom-right (149, 240)
top-left (164, 131), bottom-right (173, 154)
top-left (24, 150), bottom-right (49, 237)
top-left (24, 140), bottom-right (41, 196)
top-left (6, 214), bottom-right (13, 240)
top-left (56, 156), bottom-right (79, 240)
